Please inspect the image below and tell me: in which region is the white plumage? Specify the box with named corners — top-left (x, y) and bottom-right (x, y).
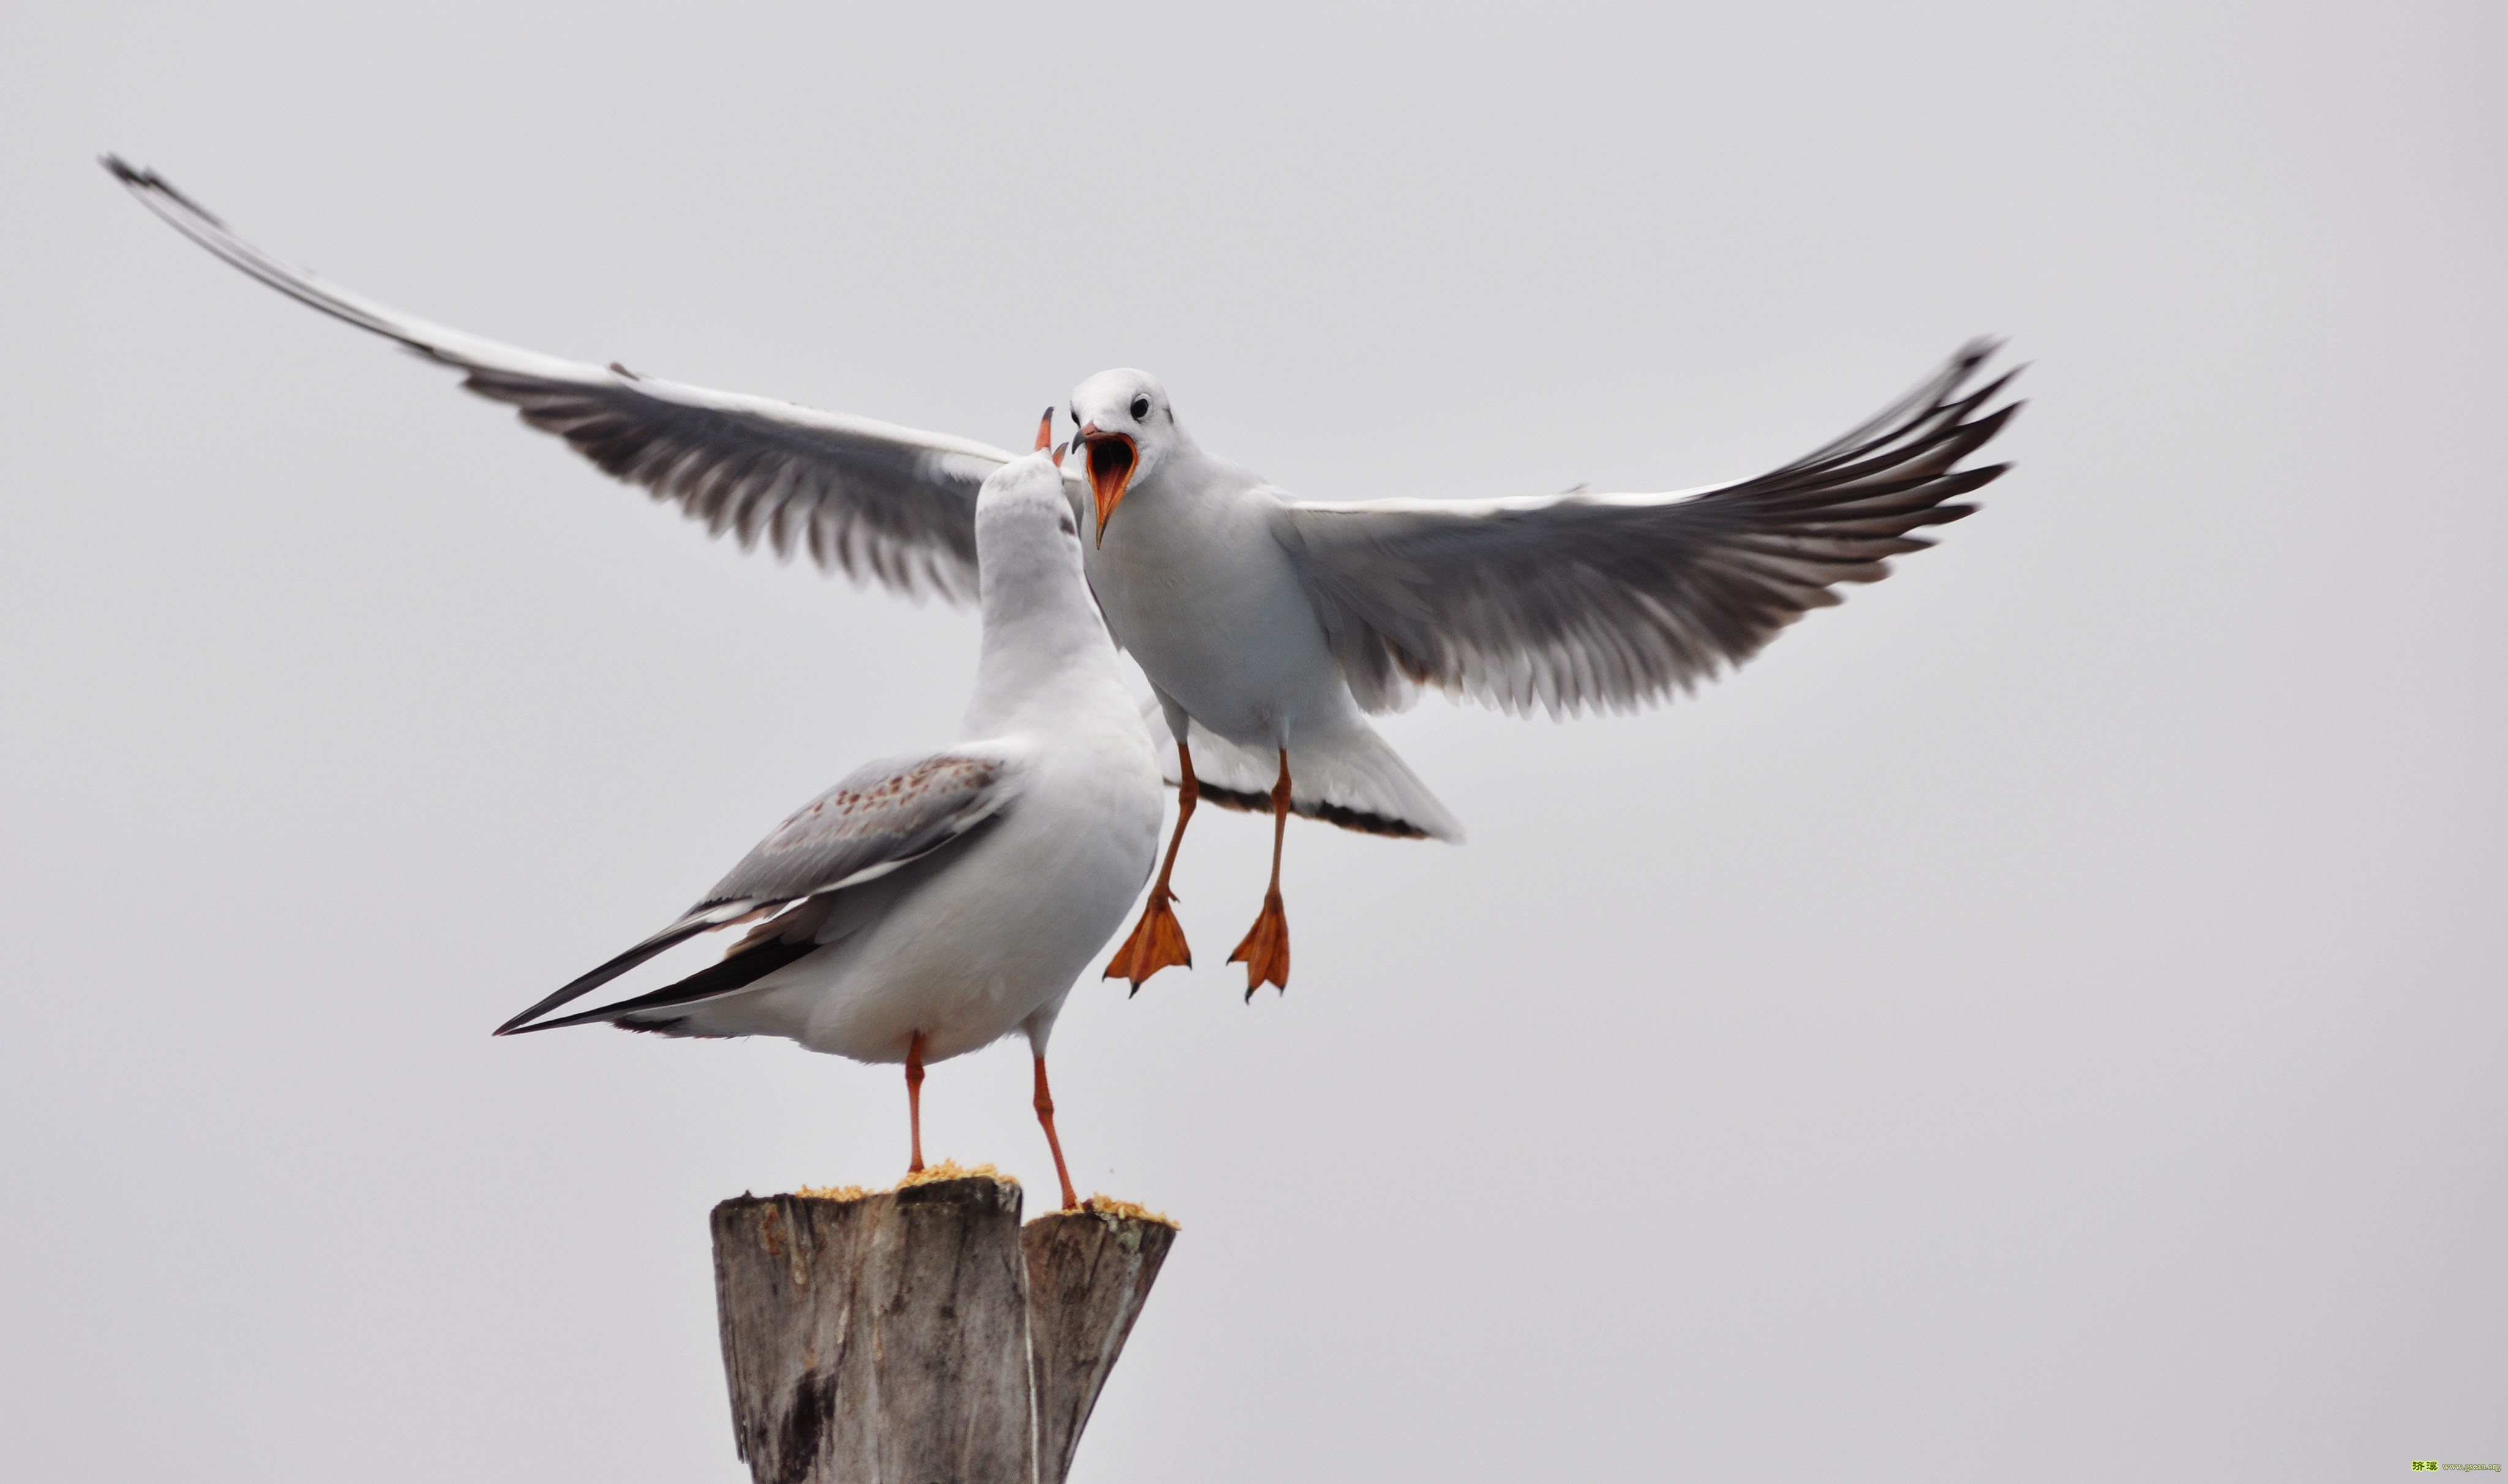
top-left (108, 157), bottom-right (2017, 1000)
top-left (495, 450), bottom-right (1162, 1204)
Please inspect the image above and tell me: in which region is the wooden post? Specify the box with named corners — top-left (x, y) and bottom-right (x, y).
top-left (711, 1174), bottom-right (1176, 1484)
top-left (1022, 1207), bottom-right (1177, 1484)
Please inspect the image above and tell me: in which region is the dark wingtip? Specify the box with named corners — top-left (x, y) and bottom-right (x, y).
top-left (99, 154), bottom-right (226, 226)
top-left (496, 1003), bottom-right (612, 1036)
top-left (494, 994), bottom-right (599, 1036)
top-left (495, 1019), bottom-right (571, 1036)
top-left (493, 994), bottom-right (575, 1035)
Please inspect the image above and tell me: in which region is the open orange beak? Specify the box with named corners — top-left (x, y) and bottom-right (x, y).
top-left (1079, 426), bottom-right (1136, 547)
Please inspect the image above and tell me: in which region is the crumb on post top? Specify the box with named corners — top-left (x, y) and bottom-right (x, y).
top-left (784, 1166), bottom-right (1176, 1227)
top-left (1079, 1194), bottom-right (1177, 1229)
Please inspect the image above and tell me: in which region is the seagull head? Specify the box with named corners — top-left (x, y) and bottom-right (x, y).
top-left (1068, 369), bottom-right (1181, 546)
top-left (972, 446), bottom-right (1090, 601)
top-left (976, 447), bottom-right (1082, 544)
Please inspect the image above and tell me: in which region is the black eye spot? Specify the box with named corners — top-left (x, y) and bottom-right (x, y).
top-left (1057, 514), bottom-right (1076, 537)
top-left (1130, 395), bottom-right (1151, 422)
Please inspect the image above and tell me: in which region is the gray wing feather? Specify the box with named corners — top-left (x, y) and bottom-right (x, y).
top-left (696, 754), bottom-right (1007, 909)
top-left (105, 157), bottom-right (999, 602)
top-left (1274, 342), bottom-right (2019, 715)
top-left (494, 753), bottom-right (1008, 1033)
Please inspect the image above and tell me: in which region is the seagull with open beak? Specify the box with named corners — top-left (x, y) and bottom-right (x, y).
top-left (1069, 369), bottom-right (1466, 996)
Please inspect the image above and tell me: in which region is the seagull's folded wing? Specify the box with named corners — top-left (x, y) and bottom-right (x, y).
top-left (495, 753), bottom-right (1012, 1033)
top-left (1272, 342), bottom-right (2021, 716)
top-left (107, 157), bottom-right (1003, 602)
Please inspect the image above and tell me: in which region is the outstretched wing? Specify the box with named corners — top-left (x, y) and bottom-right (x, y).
top-left (107, 156), bottom-right (1004, 601)
top-left (495, 753), bottom-right (1010, 1033)
top-left (1273, 342), bottom-right (2020, 716)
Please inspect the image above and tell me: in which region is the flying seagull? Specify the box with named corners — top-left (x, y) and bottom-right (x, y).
top-left (105, 156), bottom-right (2019, 999)
top-left (497, 444), bottom-right (1163, 1210)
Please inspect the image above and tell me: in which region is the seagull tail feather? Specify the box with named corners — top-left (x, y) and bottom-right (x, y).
top-left (1155, 711), bottom-right (1465, 842)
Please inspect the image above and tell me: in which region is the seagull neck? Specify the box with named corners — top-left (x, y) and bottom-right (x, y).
top-left (961, 545), bottom-right (1122, 733)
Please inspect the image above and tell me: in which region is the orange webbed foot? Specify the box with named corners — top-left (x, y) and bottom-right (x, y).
top-left (1228, 890), bottom-right (1290, 999)
top-left (1104, 886), bottom-right (1192, 992)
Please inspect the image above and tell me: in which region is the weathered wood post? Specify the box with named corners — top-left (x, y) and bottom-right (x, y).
top-left (1020, 1202), bottom-right (1177, 1483)
top-left (711, 1171), bottom-right (1176, 1484)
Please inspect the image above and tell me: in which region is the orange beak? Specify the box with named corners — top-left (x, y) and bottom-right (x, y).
top-left (1080, 425), bottom-right (1136, 547)
top-left (1032, 408), bottom-right (1054, 452)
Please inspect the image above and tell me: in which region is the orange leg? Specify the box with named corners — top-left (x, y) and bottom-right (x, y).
top-left (1104, 741), bottom-right (1198, 992)
top-left (904, 1030), bottom-right (928, 1174)
top-left (1228, 749), bottom-right (1293, 998)
top-left (1032, 1055), bottom-right (1081, 1212)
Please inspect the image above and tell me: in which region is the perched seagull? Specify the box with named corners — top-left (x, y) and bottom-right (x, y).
top-left (495, 441), bottom-right (1164, 1210)
top-left (107, 157), bottom-right (2019, 999)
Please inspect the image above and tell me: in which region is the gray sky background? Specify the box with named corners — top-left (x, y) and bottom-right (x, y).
top-left (2, 2), bottom-right (2500, 1480)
